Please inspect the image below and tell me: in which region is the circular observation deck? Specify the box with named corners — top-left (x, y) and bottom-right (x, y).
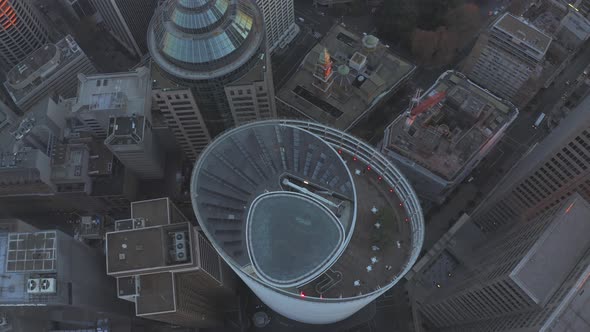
top-left (191, 120), bottom-right (424, 324)
top-left (147, 0), bottom-right (265, 81)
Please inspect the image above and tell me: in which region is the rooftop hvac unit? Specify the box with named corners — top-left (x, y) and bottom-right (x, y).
top-left (173, 232), bottom-right (187, 262)
top-left (133, 218), bottom-right (145, 229)
top-left (26, 278), bottom-right (40, 294)
top-left (40, 278), bottom-right (57, 294)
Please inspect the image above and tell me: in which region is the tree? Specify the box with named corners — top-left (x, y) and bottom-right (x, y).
top-left (376, 0), bottom-right (418, 46)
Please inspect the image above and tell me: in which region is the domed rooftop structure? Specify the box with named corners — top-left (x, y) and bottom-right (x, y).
top-left (148, 0), bottom-right (265, 81)
top-left (191, 120), bottom-right (424, 324)
top-left (362, 34), bottom-right (379, 50)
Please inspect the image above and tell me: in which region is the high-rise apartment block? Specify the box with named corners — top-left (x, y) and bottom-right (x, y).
top-left (471, 95), bottom-right (590, 233)
top-left (0, 0), bottom-right (51, 72)
top-left (90, 0), bottom-right (158, 57)
top-left (382, 71), bottom-right (518, 204)
top-left (105, 198), bottom-right (236, 327)
top-left (255, 0), bottom-right (299, 52)
top-left (4, 35), bottom-right (96, 112)
top-left (70, 68), bottom-right (164, 179)
top-left (148, 0), bottom-right (277, 137)
top-left (414, 194), bottom-right (590, 331)
top-left (463, 13), bottom-right (552, 108)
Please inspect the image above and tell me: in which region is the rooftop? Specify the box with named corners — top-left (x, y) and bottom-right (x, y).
top-left (148, 0), bottom-right (265, 81)
top-left (277, 24), bottom-right (415, 130)
top-left (511, 194), bottom-right (590, 306)
top-left (493, 13), bottom-right (553, 56)
top-left (105, 116), bottom-right (146, 146)
top-left (4, 36), bottom-right (85, 102)
top-left (191, 121), bottom-right (419, 299)
top-left (72, 67), bottom-right (151, 118)
top-left (384, 71), bottom-right (518, 181)
top-left (106, 198), bottom-right (192, 275)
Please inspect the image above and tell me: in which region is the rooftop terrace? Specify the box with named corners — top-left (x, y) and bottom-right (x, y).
top-left (384, 71), bottom-right (517, 181)
top-left (191, 121), bottom-right (423, 300)
top-left (277, 24), bottom-right (415, 130)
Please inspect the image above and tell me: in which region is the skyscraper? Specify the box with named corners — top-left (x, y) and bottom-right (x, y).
top-left (414, 194), bottom-right (590, 331)
top-left (148, 0), bottom-right (277, 137)
top-left (470, 95), bottom-right (590, 233)
top-left (70, 68), bottom-right (165, 179)
top-left (105, 198), bottom-right (236, 327)
top-left (463, 13), bottom-right (552, 108)
top-left (0, 0), bottom-right (51, 72)
top-left (255, 0), bottom-right (299, 52)
top-left (90, 0), bottom-right (158, 57)
top-left (4, 35), bottom-right (96, 112)
top-left (0, 219), bottom-right (134, 330)
top-left (190, 120), bottom-right (424, 324)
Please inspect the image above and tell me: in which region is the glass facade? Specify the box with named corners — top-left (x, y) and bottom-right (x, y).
top-left (148, 0), bottom-right (266, 136)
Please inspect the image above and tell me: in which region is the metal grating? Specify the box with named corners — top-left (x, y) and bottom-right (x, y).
top-left (6, 231), bottom-right (57, 272)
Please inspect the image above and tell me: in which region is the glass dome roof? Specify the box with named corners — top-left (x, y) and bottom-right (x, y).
top-left (148, 0), bottom-right (264, 80)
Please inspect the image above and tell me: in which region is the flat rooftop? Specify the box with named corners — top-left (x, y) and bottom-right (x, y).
top-left (511, 194), bottom-right (590, 306)
top-left (106, 222), bottom-right (190, 274)
top-left (277, 24), bottom-right (415, 130)
top-left (136, 272), bottom-right (176, 315)
top-left (73, 67), bottom-right (151, 117)
top-left (106, 116), bottom-right (146, 146)
top-left (493, 13), bottom-right (552, 55)
top-left (384, 71), bottom-right (517, 181)
top-left (4, 36), bottom-right (85, 102)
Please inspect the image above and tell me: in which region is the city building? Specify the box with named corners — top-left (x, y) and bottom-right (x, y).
top-left (151, 69), bottom-right (211, 161)
top-left (463, 13), bottom-right (552, 108)
top-left (255, 0), bottom-right (299, 52)
top-left (411, 194), bottom-right (590, 332)
top-left (382, 71), bottom-right (518, 204)
top-left (105, 197), bottom-right (236, 327)
top-left (70, 68), bottom-right (165, 179)
top-left (568, 0), bottom-right (590, 18)
top-left (58, 0), bottom-right (96, 21)
top-left (276, 25), bottom-right (415, 131)
top-left (470, 94), bottom-right (590, 233)
top-left (190, 120), bottom-right (424, 324)
top-left (148, 0), bottom-right (277, 137)
top-left (0, 96), bottom-right (66, 197)
top-left (90, 0), bottom-right (158, 57)
top-left (0, 219), bottom-right (134, 331)
top-left (0, 0), bottom-right (51, 72)
top-left (4, 35), bottom-right (96, 112)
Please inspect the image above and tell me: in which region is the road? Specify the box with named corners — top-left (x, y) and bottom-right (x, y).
top-left (422, 40), bottom-right (590, 249)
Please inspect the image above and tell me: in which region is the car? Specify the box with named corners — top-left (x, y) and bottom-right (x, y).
top-left (297, 17), bottom-right (305, 23)
top-left (565, 80), bottom-right (571, 86)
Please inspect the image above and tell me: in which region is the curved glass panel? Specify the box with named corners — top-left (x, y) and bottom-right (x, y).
top-left (169, 0), bottom-right (229, 31)
top-left (178, 0), bottom-right (209, 8)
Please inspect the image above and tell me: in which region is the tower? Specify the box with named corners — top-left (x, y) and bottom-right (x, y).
top-left (148, 0), bottom-right (277, 137)
top-left (313, 48), bottom-right (335, 93)
top-left (0, 0), bottom-right (51, 72)
top-left (471, 94), bottom-right (590, 233)
top-left (190, 120), bottom-right (424, 324)
top-left (90, 0), bottom-right (158, 57)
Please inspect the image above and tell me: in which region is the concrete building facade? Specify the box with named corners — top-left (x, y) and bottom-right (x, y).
top-left (255, 0), bottom-right (299, 52)
top-left (151, 66), bottom-right (211, 161)
top-left (4, 35), bottom-right (96, 112)
top-left (471, 95), bottom-right (590, 233)
top-left (0, 0), bottom-right (51, 72)
top-left (90, 0), bottom-right (158, 57)
top-left (70, 68), bottom-right (164, 179)
top-left (463, 13), bottom-right (552, 108)
top-left (105, 198), bottom-right (236, 327)
top-left (414, 194), bottom-right (590, 331)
